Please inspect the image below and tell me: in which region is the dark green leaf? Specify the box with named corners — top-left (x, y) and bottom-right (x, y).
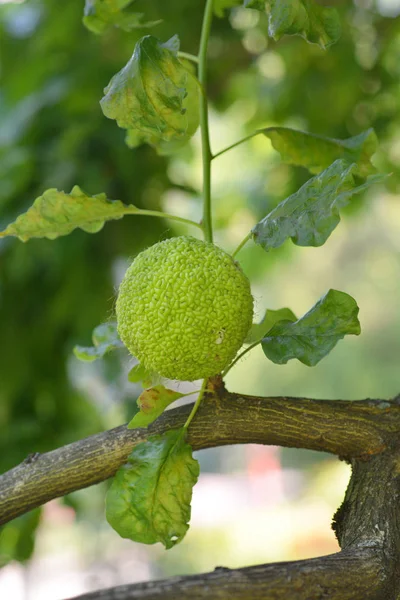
top-left (83, 0), bottom-right (161, 35)
top-left (128, 385), bottom-right (185, 428)
top-left (0, 186), bottom-right (139, 241)
top-left (252, 159), bottom-right (386, 250)
top-left (74, 322), bottom-right (123, 362)
top-left (100, 35), bottom-right (200, 152)
top-left (265, 0), bottom-right (341, 48)
top-left (245, 307), bottom-right (297, 344)
top-left (262, 127), bottom-right (378, 177)
top-left (261, 289), bottom-right (361, 366)
top-left (106, 429), bottom-right (199, 548)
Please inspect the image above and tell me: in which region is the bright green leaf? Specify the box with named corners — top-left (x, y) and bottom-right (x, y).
top-left (128, 385), bottom-right (185, 428)
top-left (74, 322), bottom-right (123, 362)
top-left (252, 159), bottom-right (386, 250)
top-left (244, 0), bottom-right (266, 8)
top-left (265, 0), bottom-right (341, 48)
top-left (128, 363), bottom-right (153, 386)
top-left (262, 127), bottom-right (378, 177)
top-left (106, 429), bottom-right (199, 548)
top-left (261, 289), bottom-right (361, 366)
top-left (0, 185), bottom-right (139, 241)
top-left (83, 0), bottom-right (161, 35)
top-left (214, 0), bottom-right (242, 17)
top-left (245, 307), bottom-right (297, 344)
top-left (100, 35), bottom-right (200, 152)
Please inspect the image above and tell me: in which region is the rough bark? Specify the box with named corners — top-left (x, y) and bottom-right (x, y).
top-left (1, 382), bottom-right (400, 526)
top-left (64, 550), bottom-right (386, 600)
top-left (2, 381), bottom-right (400, 600)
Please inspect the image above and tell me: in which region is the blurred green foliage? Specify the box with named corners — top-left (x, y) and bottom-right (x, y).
top-left (1, 0), bottom-right (400, 564)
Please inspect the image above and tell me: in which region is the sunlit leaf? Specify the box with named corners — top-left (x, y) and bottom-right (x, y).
top-left (0, 186), bottom-right (138, 241)
top-left (74, 322), bottom-right (123, 362)
top-left (262, 127), bottom-right (378, 177)
top-left (252, 159), bottom-right (386, 250)
top-left (106, 428), bottom-right (199, 548)
top-left (83, 0), bottom-right (161, 35)
top-left (265, 0), bottom-right (341, 48)
top-left (261, 289), bottom-right (361, 366)
top-left (128, 385), bottom-right (185, 428)
top-left (245, 307), bottom-right (297, 344)
top-left (100, 35), bottom-right (200, 151)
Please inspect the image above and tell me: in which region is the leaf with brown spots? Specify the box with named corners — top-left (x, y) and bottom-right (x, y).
top-left (128, 385), bottom-right (185, 429)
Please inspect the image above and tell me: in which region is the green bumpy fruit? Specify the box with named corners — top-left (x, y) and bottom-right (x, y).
top-left (116, 236), bottom-right (254, 381)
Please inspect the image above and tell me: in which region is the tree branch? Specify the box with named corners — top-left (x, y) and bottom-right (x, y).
top-left (1, 380), bottom-right (399, 526)
top-left (64, 549), bottom-right (386, 600)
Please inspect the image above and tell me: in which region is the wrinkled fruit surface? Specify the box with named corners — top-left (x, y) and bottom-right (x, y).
top-left (116, 236), bottom-right (254, 381)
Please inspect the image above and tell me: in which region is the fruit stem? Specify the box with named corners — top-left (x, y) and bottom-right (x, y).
top-left (178, 51), bottom-right (199, 64)
top-left (198, 0), bottom-right (214, 243)
top-left (132, 209), bottom-right (203, 231)
top-left (183, 378), bottom-right (208, 430)
top-left (231, 232), bottom-right (252, 259)
top-left (221, 339), bottom-right (261, 377)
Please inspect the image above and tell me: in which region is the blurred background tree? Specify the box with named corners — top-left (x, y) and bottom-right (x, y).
top-left (0, 0), bottom-right (399, 593)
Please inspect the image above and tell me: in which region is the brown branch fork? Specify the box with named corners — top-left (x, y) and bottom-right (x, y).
top-left (1, 377), bottom-right (400, 599)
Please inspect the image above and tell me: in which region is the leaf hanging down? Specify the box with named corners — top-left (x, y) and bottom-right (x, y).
top-left (128, 385), bottom-right (185, 429)
top-left (265, 0), bottom-right (341, 48)
top-left (83, 0), bottom-right (161, 35)
top-left (245, 307), bottom-right (297, 344)
top-left (0, 186), bottom-right (139, 241)
top-left (106, 429), bottom-right (199, 549)
top-left (261, 289), bottom-right (361, 366)
top-left (74, 322), bottom-right (124, 362)
top-left (252, 159), bottom-right (386, 251)
top-left (100, 35), bottom-right (200, 152)
top-left (262, 127), bottom-right (378, 177)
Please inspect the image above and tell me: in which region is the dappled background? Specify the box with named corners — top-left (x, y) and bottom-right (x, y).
top-left (1, 0), bottom-right (400, 597)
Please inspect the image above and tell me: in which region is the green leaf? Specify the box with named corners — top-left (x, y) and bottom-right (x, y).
top-left (245, 307), bottom-right (297, 344)
top-left (128, 385), bottom-right (185, 428)
top-left (244, 0), bottom-right (266, 8)
top-left (100, 35), bottom-right (200, 152)
top-left (0, 185), bottom-right (139, 241)
top-left (252, 159), bottom-right (386, 251)
top-left (214, 0), bottom-right (242, 17)
top-left (128, 363), bottom-right (153, 386)
top-left (106, 429), bottom-right (199, 548)
top-left (265, 0), bottom-right (341, 48)
top-left (261, 289), bottom-right (361, 366)
top-left (83, 0), bottom-right (161, 35)
top-left (74, 322), bottom-right (123, 362)
top-left (262, 127), bottom-right (378, 177)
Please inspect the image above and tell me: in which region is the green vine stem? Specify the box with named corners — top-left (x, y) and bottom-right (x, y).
top-left (222, 339), bottom-right (261, 377)
top-left (198, 0), bottom-right (215, 243)
top-left (131, 209), bottom-right (203, 231)
top-left (213, 131), bottom-right (262, 160)
top-left (183, 378), bottom-right (208, 430)
top-left (231, 232), bottom-right (252, 258)
top-left (177, 51), bottom-right (199, 64)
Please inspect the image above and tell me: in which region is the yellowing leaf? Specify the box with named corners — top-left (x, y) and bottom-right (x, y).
top-left (262, 127), bottom-right (378, 177)
top-left (128, 385), bottom-right (185, 428)
top-left (100, 35), bottom-right (199, 151)
top-left (83, 0), bottom-right (161, 35)
top-left (266, 0), bottom-right (341, 48)
top-left (1, 186), bottom-right (138, 241)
